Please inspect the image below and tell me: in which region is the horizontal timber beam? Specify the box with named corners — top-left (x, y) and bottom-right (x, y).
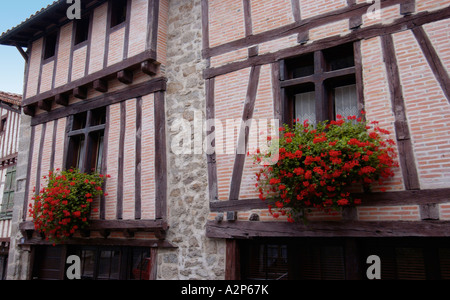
top-left (206, 220), bottom-right (450, 239)
top-left (30, 77), bottom-right (167, 126)
top-left (210, 188), bottom-right (450, 212)
top-left (22, 50), bottom-right (157, 107)
top-left (203, 6), bottom-right (450, 79)
top-left (203, 0), bottom-right (407, 59)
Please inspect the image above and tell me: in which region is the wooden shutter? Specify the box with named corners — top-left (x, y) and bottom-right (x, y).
top-left (32, 246), bottom-right (66, 280)
top-left (395, 248), bottom-right (426, 280)
top-left (298, 245), bottom-right (345, 280)
top-left (439, 248), bottom-right (450, 280)
top-left (1, 166), bottom-right (15, 214)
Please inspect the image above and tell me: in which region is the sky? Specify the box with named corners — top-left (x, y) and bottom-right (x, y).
top-left (0, 0), bottom-right (56, 95)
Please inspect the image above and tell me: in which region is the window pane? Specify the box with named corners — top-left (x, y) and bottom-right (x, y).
top-left (80, 250), bottom-right (95, 280)
top-left (95, 135), bottom-right (104, 173)
top-left (72, 112), bottom-right (87, 130)
top-left (295, 91), bottom-right (316, 125)
top-left (43, 32), bottom-right (57, 60)
top-left (86, 131), bottom-right (104, 173)
top-left (90, 107), bottom-right (107, 126)
top-left (76, 136), bottom-right (85, 171)
top-left (98, 250), bottom-right (120, 280)
top-left (334, 84), bottom-right (358, 119)
top-left (130, 248), bottom-right (151, 280)
top-left (75, 17), bottom-right (90, 45)
top-left (286, 53), bottom-right (315, 79)
top-left (110, 0), bottom-right (128, 28)
top-left (395, 248), bottom-right (426, 280)
top-left (323, 43), bottom-right (355, 71)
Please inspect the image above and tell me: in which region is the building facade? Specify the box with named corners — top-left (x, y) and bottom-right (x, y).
top-left (0, 0), bottom-right (449, 280)
top-left (0, 91), bottom-right (21, 280)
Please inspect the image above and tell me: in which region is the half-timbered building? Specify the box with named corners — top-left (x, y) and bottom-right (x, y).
top-left (1, 0), bottom-right (450, 280)
top-left (0, 0), bottom-right (169, 280)
top-left (202, 0), bottom-right (450, 280)
top-left (0, 91), bottom-right (21, 280)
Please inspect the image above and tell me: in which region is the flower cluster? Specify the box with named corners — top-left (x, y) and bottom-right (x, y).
top-left (252, 114), bottom-right (399, 223)
top-left (29, 169), bottom-right (109, 244)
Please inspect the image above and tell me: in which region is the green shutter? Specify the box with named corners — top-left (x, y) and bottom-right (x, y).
top-left (1, 166), bottom-right (16, 215)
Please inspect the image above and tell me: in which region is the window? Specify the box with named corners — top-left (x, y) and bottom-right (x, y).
top-left (240, 238), bottom-right (450, 280)
top-left (43, 31), bottom-right (58, 60)
top-left (0, 255), bottom-right (7, 280)
top-left (110, 0), bottom-right (128, 28)
top-left (65, 107), bottom-right (106, 173)
top-left (1, 166), bottom-right (16, 218)
top-left (32, 246), bottom-right (152, 280)
top-left (0, 117), bottom-right (6, 135)
top-left (282, 43), bottom-right (359, 126)
top-left (74, 16), bottom-right (90, 45)
top-left (243, 242), bottom-right (289, 280)
top-left (70, 247), bottom-right (151, 280)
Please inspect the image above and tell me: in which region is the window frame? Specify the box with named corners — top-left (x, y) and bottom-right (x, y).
top-left (74, 14), bottom-right (91, 47)
top-left (0, 116), bottom-right (6, 135)
top-left (240, 237), bottom-right (450, 280)
top-left (109, 0), bottom-right (129, 29)
top-left (280, 42), bottom-right (363, 127)
top-left (1, 166), bottom-right (16, 218)
top-left (43, 30), bottom-right (58, 61)
top-left (65, 108), bottom-right (106, 174)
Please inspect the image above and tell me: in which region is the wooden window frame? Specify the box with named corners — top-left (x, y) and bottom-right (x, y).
top-left (1, 166), bottom-right (16, 218)
top-left (74, 15), bottom-right (91, 47)
top-left (239, 237), bottom-right (450, 280)
top-left (32, 245), bottom-right (156, 280)
top-left (43, 30), bottom-right (58, 61)
top-left (0, 116), bottom-right (6, 135)
top-left (109, 0), bottom-right (129, 29)
top-left (280, 42), bottom-right (364, 126)
top-left (65, 108), bottom-right (106, 173)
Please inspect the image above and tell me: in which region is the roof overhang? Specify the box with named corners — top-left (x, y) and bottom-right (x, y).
top-left (0, 0), bottom-right (106, 48)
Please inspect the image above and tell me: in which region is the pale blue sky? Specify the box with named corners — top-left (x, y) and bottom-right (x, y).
top-left (0, 0), bottom-right (56, 95)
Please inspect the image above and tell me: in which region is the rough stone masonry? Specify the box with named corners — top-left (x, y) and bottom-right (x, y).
top-left (157, 0), bottom-right (226, 280)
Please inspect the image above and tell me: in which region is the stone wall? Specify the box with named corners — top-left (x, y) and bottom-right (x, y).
top-left (6, 114), bottom-right (32, 280)
top-left (156, 0), bottom-right (226, 280)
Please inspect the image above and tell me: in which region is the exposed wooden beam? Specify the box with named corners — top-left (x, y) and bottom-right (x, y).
top-left (31, 77), bottom-right (167, 126)
top-left (203, 6), bottom-right (450, 79)
top-left (23, 105), bottom-right (35, 117)
top-left (206, 220), bottom-right (450, 239)
top-left (117, 69), bottom-right (134, 84)
top-left (23, 49), bottom-right (157, 106)
top-left (37, 99), bottom-right (52, 112)
top-left (229, 65), bottom-right (261, 201)
top-left (13, 43), bottom-right (28, 61)
top-left (210, 188), bottom-right (450, 212)
top-left (55, 94), bottom-right (69, 106)
top-left (93, 78), bottom-right (108, 93)
top-left (73, 86), bottom-right (87, 99)
top-left (381, 34), bottom-right (420, 190)
top-left (141, 60), bottom-right (159, 76)
top-left (400, 0), bottom-right (416, 15)
top-left (412, 26), bottom-right (450, 104)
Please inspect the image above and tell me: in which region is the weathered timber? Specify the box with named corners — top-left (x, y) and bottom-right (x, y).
top-left (206, 220), bottom-right (450, 239)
